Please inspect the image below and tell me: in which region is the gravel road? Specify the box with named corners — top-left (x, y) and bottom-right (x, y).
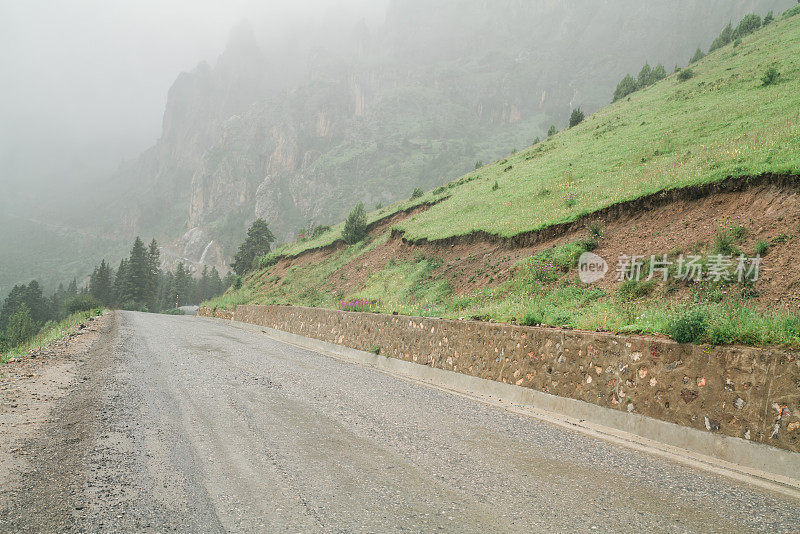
top-left (1, 310), bottom-right (799, 533)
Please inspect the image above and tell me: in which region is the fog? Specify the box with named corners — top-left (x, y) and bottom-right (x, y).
top-left (1, 0), bottom-right (791, 295)
top-left (0, 0), bottom-right (387, 196)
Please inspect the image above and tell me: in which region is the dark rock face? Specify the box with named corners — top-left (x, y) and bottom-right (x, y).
top-left (107, 0), bottom-right (788, 270)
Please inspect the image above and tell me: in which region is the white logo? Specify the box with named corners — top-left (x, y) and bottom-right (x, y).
top-left (578, 252), bottom-right (608, 283)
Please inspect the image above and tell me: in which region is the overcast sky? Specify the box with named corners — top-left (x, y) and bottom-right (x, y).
top-left (0, 0), bottom-right (386, 191)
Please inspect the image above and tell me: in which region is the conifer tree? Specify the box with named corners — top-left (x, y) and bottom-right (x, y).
top-left (113, 258), bottom-right (129, 307)
top-left (612, 74), bottom-right (637, 102)
top-left (637, 63), bottom-right (652, 87)
top-left (126, 237), bottom-right (150, 306)
top-left (231, 219), bottom-right (275, 275)
top-left (146, 239), bottom-right (161, 308)
top-left (690, 47), bottom-right (705, 64)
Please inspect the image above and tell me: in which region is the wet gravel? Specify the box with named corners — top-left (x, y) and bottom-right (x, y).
top-left (2, 310), bottom-right (799, 532)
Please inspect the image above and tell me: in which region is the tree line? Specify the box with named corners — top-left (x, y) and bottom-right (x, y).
top-left (1, 236), bottom-right (234, 353)
top-left (88, 237), bottom-right (235, 311)
top-left (612, 10), bottom-right (776, 103)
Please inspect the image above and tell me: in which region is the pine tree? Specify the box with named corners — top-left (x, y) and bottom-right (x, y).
top-left (146, 239), bottom-right (161, 308)
top-left (24, 280), bottom-right (47, 325)
top-left (231, 219), bottom-right (276, 275)
top-left (173, 263), bottom-right (191, 307)
top-left (651, 63), bottom-right (667, 83)
top-left (210, 267), bottom-right (224, 297)
top-left (342, 202), bottom-right (368, 245)
top-left (67, 278), bottom-right (78, 296)
top-left (733, 13), bottom-right (761, 40)
top-left (709, 22), bottom-right (733, 52)
top-left (690, 47), bottom-right (705, 64)
top-left (113, 258), bottom-right (129, 307)
top-left (194, 265), bottom-right (207, 303)
top-left (547, 125), bottom-right (557, 137)
top-left (126, 237), bottom-right (150, 307)
top-left (568, 107), bottom-right (585, 128)
top-left (90, 260), bottom-right (112, 305)
top-left (612, 74), bottom-right (637, 102)
top-left (637, 63), bottom-right (653, 87)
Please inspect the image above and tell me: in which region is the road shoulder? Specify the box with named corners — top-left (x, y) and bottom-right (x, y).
top-left (0, 311), bottom-right (114, 531)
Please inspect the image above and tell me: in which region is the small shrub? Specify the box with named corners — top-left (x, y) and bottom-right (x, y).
top-left (618, 280), bottom-right (655, 301)
top-left (588, 221), bottom-right (604, 238)
top-left (754, 240), bottom-right (769, 256)
top-left (474, 161), bottom-right (483, 169)
top-left (547, 125), bottom-right (557, 137)
top-left (677, 68), bottom-right (694, 82)
top-left (491, 180), bottom-right (500, 191)
top-left (576, 238), bottom-right (598, 252)
top-left (65, 294), bottom-right (101, 315)
top-left (733, 37), bottom-right (742, 48)
top-left (740, 283), bottom-right (760, 300)
top-left (233, 276), bottom-right (243, 290)
top-left (410, 187), bottom-right (424, 199)
top-left (771, 233), bottom-right (790, 244)
top-left (669, 308), bottom-right (707, 344)
top-left (521, 311), bottom-right (542, 326)
top-left (433, 186), bottom-right (446, 195)
top-left (709, 320), bottom-right (736, 345)
top-left (563, 193), bottom-right (577, 208)
top-left (763, 11), bottom-right (774, 24)
top-left (369, 344), bottom-right (381, 355)
top-left (310, 225), bottom-right (331, 238)
top-left (712, 226), bottom-right (745, 255)
top-left (761, 66), bottom-right (780, 86)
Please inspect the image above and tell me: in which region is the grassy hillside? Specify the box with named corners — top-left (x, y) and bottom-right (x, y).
top-left (208, 12), bottom-right (800, 347)
top-left (275, 11), bottom-right (799, 255)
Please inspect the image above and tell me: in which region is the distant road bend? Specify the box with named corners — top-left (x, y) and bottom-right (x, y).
top-left (2, 311), bottom-right (799, 532)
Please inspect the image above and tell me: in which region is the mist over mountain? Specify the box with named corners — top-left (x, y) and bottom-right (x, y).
top-left (1, 0), bottom-right (792, 295)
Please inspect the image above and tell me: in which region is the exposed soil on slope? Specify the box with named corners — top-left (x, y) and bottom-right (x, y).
top-left (257, 176), bottom-right (800, 310)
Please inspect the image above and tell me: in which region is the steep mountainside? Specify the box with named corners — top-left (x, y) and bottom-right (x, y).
top-left (1, 0), bottom-right (792, 296)
top-left (211, 9), bottom-right (800, 347)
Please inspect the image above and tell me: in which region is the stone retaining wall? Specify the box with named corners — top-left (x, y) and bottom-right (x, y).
top-left (199, 305), bottom-right (800, 452)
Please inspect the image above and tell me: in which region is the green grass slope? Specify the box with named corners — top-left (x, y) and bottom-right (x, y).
top-left (274, 12), bottom-right (799, 257)
top-left (398, 14), bottom-right (800, 241)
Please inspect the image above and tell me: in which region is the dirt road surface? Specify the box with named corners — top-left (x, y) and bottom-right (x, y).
top-left (1, 311), bottom-right (799, 532)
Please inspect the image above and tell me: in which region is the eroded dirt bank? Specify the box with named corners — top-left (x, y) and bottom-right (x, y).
top-left (256, 176), bottom-right (800, 309)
